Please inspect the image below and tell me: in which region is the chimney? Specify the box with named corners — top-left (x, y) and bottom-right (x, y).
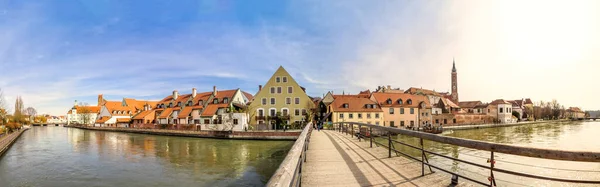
top-left (173, 90), bottom-right (179, 100)
top-left (192, 88), bottom-right (197, 97)
top-left (74, 100), bottom-right (78, 106)
top-left (98, 94), bottom-right (103, 106)
top-left (213, 86), bottom-right (217, 96)
top-left (259, 85), bottom-right (262, 91)
top-left (144, 104), bottom-right (149, 111)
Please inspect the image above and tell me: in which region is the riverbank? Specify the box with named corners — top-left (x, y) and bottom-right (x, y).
top-left (0, 128), bottom-right (29, 157)
top-left (68, 126), bottom-right (301, 140)
top-left (444, 119), bottom-right (569, 131)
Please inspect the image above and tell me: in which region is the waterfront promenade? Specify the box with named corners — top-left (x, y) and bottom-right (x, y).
top-left (302, 130), bottom-right (471, 186)
top-left (0, 128), bottom-right (28, 157)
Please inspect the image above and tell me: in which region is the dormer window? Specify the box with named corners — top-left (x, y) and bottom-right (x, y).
top-left (386, 99), bottom-right (392, 104)
top-left (177, 102), bottom-right (181, 107)
top-left (223, 98), bottom-right (229, 104)
top-left (213, 99), bottom-right (218, 104)
top-left (198, 100), bottom-right (203, 106)
top-left (397, 99), bottom-right (403, 105)
top-left (407, 99), bottom-right (412, 105)
top-left (187, 101), bottom-right (192, 106)
top-left (168, 103), bottom-right (173, 108)
top-left (343, 103), bottom-right (349, 108)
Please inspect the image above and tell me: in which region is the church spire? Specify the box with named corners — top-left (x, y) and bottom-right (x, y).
top-left (452, 58), bottom-right (456, 72)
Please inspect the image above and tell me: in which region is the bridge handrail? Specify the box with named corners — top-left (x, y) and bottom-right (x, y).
top-left (335, 122), bottom-right (600, 162)
top-left (266, 122), bottom-right (313, 187)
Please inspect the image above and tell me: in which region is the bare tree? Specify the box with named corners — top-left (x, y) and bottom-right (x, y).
top-left (0, 88), bottom-right (7, 125)
top-left (13, 96), bottom-right (25, 123)
top-left (78, 103), bottom-right (92, 126)
top-left (25, 107), bottom-right (37, 122)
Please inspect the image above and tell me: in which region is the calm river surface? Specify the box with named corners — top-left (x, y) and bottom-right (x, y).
top-left (0, 126), bottom-right (293, 187)
top-left (385, 121), bottom-right (600, 187)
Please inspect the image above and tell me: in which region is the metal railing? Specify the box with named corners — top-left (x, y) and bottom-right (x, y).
top-left (333, 122), bottom-right (600, 186)
top-left (266, 123), bottom-right (313, 187)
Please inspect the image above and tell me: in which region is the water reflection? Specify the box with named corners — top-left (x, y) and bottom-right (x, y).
top-left (0, 127), bottom-right (293, 187)
top-left (382, 121), bottom-right (600, 186)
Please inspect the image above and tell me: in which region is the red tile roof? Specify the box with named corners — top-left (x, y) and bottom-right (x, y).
top-left (178, 107), bottom-right (194, 119)
top-left (95, 116), bottom-right (110, 124)
top-left (201, 104), bottom-right (229, 117)
top-left (133, 110), bottom-right (155, 120)
top-left (458, 101), bottom-right (482, 108)
top-left (72, 106), bottom-right (101, 114)
top-left (371, 93), bottom-right (430, 108)
top-left (158, 108), bottom-right (174, 119)
top-left (116, 118), bottom-right (131, 123)
top-left (331, 95), bottom-right (382, 112)
top-left (490, 99), bottom-right (510, 105)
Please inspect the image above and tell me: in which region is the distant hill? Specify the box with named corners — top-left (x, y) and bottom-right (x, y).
top-left (585, 110), bottom-right (600, 118)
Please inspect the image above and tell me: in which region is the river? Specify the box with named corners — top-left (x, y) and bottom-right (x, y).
top-left (384, 121), bottom-right (600, 186)
top-left (0, 126), bottom-right (293, 187)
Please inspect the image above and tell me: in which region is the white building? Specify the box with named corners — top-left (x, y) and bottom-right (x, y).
top-left (67, 101), bottom-right (100, 126)
top-left (491, 99), bottom-right (516, 124)
top-left (95, 95), bottom-right (158, 128)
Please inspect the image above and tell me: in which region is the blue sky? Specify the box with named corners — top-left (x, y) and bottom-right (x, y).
top-left (1, 0), bottom-right (599, 115)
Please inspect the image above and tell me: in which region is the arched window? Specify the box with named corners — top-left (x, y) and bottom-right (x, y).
top-left (407, 99), bottom-right (412, 105)
top-left (397, 99), bottom-right (403, 105)
top-left (168, 103), bottom-right (173, 108)
top-left (213, 99), bottom-right (218, 104)
top-left (386, 99), bottom-right (392, 104)
top-left (177, 102), bottom-right (181, 107)
top-left (187, 101), bottom-right (192, 106)
top-left (223, 98), bottom-right (229, 103)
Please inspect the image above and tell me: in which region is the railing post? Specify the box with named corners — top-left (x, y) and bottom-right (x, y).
top-left (358, 124), bottom-right (361, 141)
top-left (369, 127), bottom-right (373, 148)
top-left (351, 124), bottom-right (354, 137)
top-left (489, 151), bottom-right (497, 187)
top-left (420, 138), bottom-right (425, 176)
top-left (388, 132), bottom-right (392, 158)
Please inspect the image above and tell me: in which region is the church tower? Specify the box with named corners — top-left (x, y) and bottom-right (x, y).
top-left (451, 59), bottom-right (459, 103)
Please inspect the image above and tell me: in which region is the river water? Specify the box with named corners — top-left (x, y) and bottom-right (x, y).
top-left (0, 126), bottom-right (293, 187)
top-left (384, 121), bottom-right (600, 187)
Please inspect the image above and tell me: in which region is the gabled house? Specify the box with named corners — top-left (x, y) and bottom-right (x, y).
top-left (458, 101), bottom-right (482, 113)
top-left (248, 66), bottom-right (315, 130)
top-left (95, 95), bottom-right (158, 127)
top-left (490, 99), bottom-right (516, 123)
top-left (566, 107), bottom-right (585, 119)
top-left (67, 101), bottom-right (101, 126)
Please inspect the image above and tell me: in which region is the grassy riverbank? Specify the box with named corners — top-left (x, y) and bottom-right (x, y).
top-left (444, 119), bottom-right (571, 131)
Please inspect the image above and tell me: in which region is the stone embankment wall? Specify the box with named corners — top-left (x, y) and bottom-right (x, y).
top-left (0, 128), bottom-right (29, 157)
top-left (70, 126), bottom-right (300, 140)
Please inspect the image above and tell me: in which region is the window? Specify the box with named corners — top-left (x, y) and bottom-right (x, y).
top-left (258, 109), bottom-right (264, 116)
top-left (177, 102), bottom-right (182, 107)
top-left (343, 103), bottom-right (349, 108)
top-left (389, 108), bottom-right (394, 114)
top-left (386, 99), bottom-right (392, 104)
top-left (367, 113), bottom-right (371, 119)
top-left (262, 98), bottom-right (267, 105)
top-left (375, 113), bottom-right (380, 118)
top-left (270, 87), bottom-right (275, 93)
top-left (277, 87), bottom-right (282, 94)
top-left (204, 119), bottom-right (210, 124)
top-left (288, 86), bottom-right (293, 93)
top-left (213, 99), bottom-right (218, 104)
top-left (500, 108), bottom-right (503, 113)
top-left (233, 119), bottom-right (239, 125)
top-left (444, 119), bottom-right (447, 124)
top-left (302, 109), bottom-right (307, 115)
top-left (367, 121), bottom-right (372, 124)
top-left (410, 108), bottom-right (414, 114)
top-left (390, 121), bottom-right (395, 127)
top-left (400, 108), bottom-right (405, 114)
top-left (401, 121), bottom-right (405, 126)
top-left (223, 98), bottom-right (229, 103)
top-left (435, 119), bottom-right (439, 124)
top-left (270, 109), bottom-right (276, 116)
top-left (276, 77), bottom-right (281, 83)
top-left (295, 109), bottom-right (300, 116)
top-left (187, 101), bottom-right (192, 106)
top-left (270, 98), bottom-right (276, 105)
top-left (282, 109), bottom-right (289, 116)
top-left (397, 99), bottom-right (403, 105)
top-left (339, 113), bottom-right (344, 118)
top-left (375, 121), bottom-right (380, 126)
top-left (358, 113), bottom-right (363, 119)
top-left (349, 114), bottom-right (354, 119)
top-left (283, 76), bottom-right (288, 82)
top-left (488, 109), bottom-right (491, 113)
top-left (453, 119), bottom-right (456, 124)
top-left (410, 121), bottom-right (414, 126)
top-left (198, 100), bottom-right (203, 106)
top-left (286, 98), bottom-right (291, 104)
top-left (168, 103), bottom-right (173, 108)
top-left (407, 99), bottom-right (412, 105)
top-left (295, 98), bottom-right (300, 104)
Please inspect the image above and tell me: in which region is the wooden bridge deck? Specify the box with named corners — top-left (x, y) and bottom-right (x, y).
top-left (302, 130), bottom-right (474, 187)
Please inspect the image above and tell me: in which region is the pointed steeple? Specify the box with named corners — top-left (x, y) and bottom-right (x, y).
top-left (452, 58), bottom-right (456, 72)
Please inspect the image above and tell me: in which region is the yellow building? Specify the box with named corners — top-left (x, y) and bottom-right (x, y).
top-left (248, 66), bottom-right (315, 129)
top-left (370, 92), bottom-right (430, 128)
top-left (329, 94), bottom-right (383, 126)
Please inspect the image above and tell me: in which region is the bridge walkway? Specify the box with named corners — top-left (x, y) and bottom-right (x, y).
top-left (302, 130), bottom-right (473, 187)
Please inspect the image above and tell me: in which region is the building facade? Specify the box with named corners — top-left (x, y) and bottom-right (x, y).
top-left (248, 66), bottom-right (315, 130)
top-left (370, 92), bottom-right (430, 128)
top-left (330, 95), bottom-right (383, 126)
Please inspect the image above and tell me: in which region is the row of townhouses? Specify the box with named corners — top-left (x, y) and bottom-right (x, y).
top-left (66, 62), bottom-right (587, 131)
